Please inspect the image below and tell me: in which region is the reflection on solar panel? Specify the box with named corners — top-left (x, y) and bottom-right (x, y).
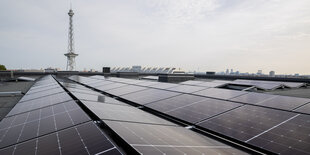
top-left (106, 85), bottom-right (148, 96)
top-left (166, 85), bottom-right (207, 93)
top-left (105, 121), bottom-right (247, 155)
top-left (234, 79), bottom-right (305, 89)
top-left (180, 80), bottom-right (226, 88)
top-left (146, 94), bottom-right (206, 112)
top-left (194, 88), bottom-right (248, 100)
top-left (97, 83), bottom-right (128, 91)
top-left (247, 114), bottom-right (310, 154)
top-left (0, 122), bottom-right (121, 155)
top-left (197, 105), bottom-right (296, 142)
top-left (294, 103), bottom-right (310, 114)
top-left (120, 88), bottom-right (181, 105)
top-left (7, 92), bottom-right (72, 117)
top-left (257, 96), bottom-right (310, 110)
top-left (82, 100), bottom-right (175, 125)
top-left (230, 92), bottom-right (275, 104)
top-left (0, 75), bottom-right (122, 154)
top-left (65, 75), bottom-right (310, 154)
top-left (147, 82), bottom-right (179, 89)
top-left (166, 98), bottom-right (243, 124)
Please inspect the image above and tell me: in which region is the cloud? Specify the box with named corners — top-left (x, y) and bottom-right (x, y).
top-left (0, 0), bottom-right (310, 74)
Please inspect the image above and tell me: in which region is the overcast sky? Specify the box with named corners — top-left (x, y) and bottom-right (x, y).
top-left (0, 0), bottom-right (310, 74)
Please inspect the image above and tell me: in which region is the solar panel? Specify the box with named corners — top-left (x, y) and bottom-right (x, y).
top-left (179, 80), bottom-right (204, 85)
top-left (27, 84), bottom-right (61, 94)
top-left (197, 105), bottom-right (296, 142)
top-left (166, 85), bottom-right (207, 93)
top-left (0, 100), bottom-right (90, 148)
top-left (66, 87), bottom-right (103, 96)
top-left (257, 96), bottom-right (310, 110)
top-left (147, 82), bottom-right (179, 89)
top-left (104, 121), bottom-right (246, 155)
top-left (82, 100), bottom-right (175, 126)
top-left (134, 81), bottom-right (158, 87)
top-left (293, 103), bottom-right (310, 114)
top-left (120, 88), bottom-right (181, 105)
top-left (0, 122), bottom-right (121, 155)
top-left (194, 88), bottom-right (248, 100)
top-left (196, 82), bottom-right (226, 88)
top-left (69, 91), bottom-right (126, 105)
top-left (29, 83), bottom-right (59, 91)
top-left (145, 94), bottom-right (206, 112)
top-left (96, 83), bottom-right (128, 91)
top-left (230, 92), bottom-right (275, 104)
top-left (166, 98), bottom-right (243, 124)
top-left (87, 81), bottom-right (115, 87)
top-left (6, 92), bottom-right (72, 117)
top-left (19, 88), bottom-right (65, 102)
top-left (106, 85), bottom-right (148, 96)
top-left (247, 114), bottom-right (309, 155)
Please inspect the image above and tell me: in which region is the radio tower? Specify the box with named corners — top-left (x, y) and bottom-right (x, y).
top-left (65, 4), bottom-right (78, 71)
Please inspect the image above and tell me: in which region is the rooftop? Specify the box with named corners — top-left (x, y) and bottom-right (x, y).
top-left (0, 73), bottom-right (310, 154)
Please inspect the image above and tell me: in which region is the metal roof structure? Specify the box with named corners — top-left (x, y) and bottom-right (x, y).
top-left (1, 74), bottom-right (310, 154)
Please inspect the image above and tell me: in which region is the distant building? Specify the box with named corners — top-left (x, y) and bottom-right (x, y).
top-left (269, 71), bottom-right (275, 77)
top-left (257, 70), bottom-right (263, 75)
top-left (226, 69), bottom-right (229, 75)
top-left (132, 66), bottom-right (142, 72)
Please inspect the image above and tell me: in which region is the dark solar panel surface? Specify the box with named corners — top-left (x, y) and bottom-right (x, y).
top-left (82, 100), bottom-right (175, 126)
top-left (0, 100), bottom-right (90, 148)
top-left (166, 85), bottom-right (207, 93)
top-left (247, 114), bottom-right (310, 155)
top-left (194, 88), bottom-right (248, 100)
top-left (197, 105), bottom-right (296, 142)
top-left (146, 94), bottom-right (206, 112)
top-left (147, 82), bottom-right (179, 89)
top-left (0, 122), bottom-right (121, 155)
top-left (19, 88), bottom-right (65, 102)
top-left (120, 88), bottom-right (181, 105)
top-left (166, 98), bottom-right (243, 124)
top-left (105, 121), bottom-right (247, 155)
top-left (294, 103), bottom-right (310, 114)
top-left (7, 92), bottom-right (72, 117)
top-left (106, 85), bottom-right (148, 96)
top-left (230, 92), bottom-right (276, 104)
top-left (257, 96), bottom-right (310, 110)
top-left (97, 83), bottom-right (128, 91)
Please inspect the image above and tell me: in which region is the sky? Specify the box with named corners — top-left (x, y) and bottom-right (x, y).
top-left (0, 0), bottom-right (310, 74)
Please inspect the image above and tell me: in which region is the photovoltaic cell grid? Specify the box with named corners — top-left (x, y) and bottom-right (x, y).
top-left (0, 100), bottom-right (90, 149)
top-left (180, 80), bottom-right (226, 88)
top-left (0, 75), bottom-right (122, 154)
top-left (105, 85), bottom-right (148, 96)
top-left (69, 75), bottom-right (310, 155)
top-left (0, 122), bottom-right (121, 155)
top-left (198, 105), bottom-right (297, 141)
top-left (105, 121), bottom-right (247, 155)
top-left (82, 100), bottom-right (175, 126)
top-left (65, 76), bottom-right (248, 154)
top-left (120, 88), bottom-right (181, 105)
top-left (230, 92), bottom-right (310, 111)
top-left (194, 88), bottom-right (248, 100)
top-left (247, 114), bottom-right (310, 155)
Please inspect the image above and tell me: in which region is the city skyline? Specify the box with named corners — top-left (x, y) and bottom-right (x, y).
top-left (0, 0), bottom-right (310, 74)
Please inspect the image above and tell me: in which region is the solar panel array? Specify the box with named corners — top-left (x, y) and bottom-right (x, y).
top-left (0, 75), bottom-right (122, 154)
top-left (68, 75), bottom-right (310, 155)
top-left (180, 79), bottom-right (306, 90)
top-left (62, 77), bottom-right (247, 154)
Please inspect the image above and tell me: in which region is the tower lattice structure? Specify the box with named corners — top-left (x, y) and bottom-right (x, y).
top-left (65, 9), bottom-right (78, 71)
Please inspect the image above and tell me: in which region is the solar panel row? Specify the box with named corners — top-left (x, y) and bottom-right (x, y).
top-left (68, 75), bottom-right (310, 155)
top-left (0, 75), bottom-right (122, 154)
top-left (60, 79), bottom-right (248, 155)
